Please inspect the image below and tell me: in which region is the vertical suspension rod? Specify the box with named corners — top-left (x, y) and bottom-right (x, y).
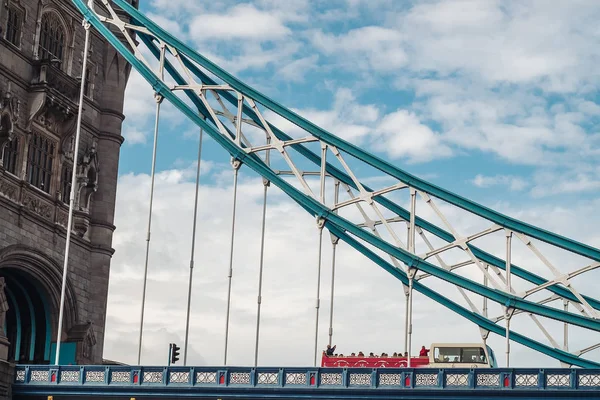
top-left (327, 181), bottom-right (340, 347)
top-left (224, 161), bottom-right (240, 365)
top-left (564, 300), bottom-right (569, 351)
top-left (483, 264), bottom-right (489, 346)
top-left (254, 142), bottom-right (270, 367)
top-left (137, 40), bottom-right (166, 366)
top-left (55, 15), bottom-right (91, 365)
top-left (183, 128), bottom-right (204, 366)
top-left (505, 230), bottom-right (512, 367)
top-left (403, 289), bottom-right (409, 355)
top-left (313, 143), bottom-right (327, 367)
top-left (314, 227), bottom-right (324, 367)
top-left (407, 188), bottom-right (417, 367)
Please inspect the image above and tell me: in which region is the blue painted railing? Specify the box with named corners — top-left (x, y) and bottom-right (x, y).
top-left (12, 365), bottom-right (600, 391)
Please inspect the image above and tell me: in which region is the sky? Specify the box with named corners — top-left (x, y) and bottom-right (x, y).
top-left (101, 0), bottom-right (600, 368)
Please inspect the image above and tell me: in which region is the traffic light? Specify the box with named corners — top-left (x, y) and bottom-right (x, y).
top-left (170, 343), bottom-right (180, 364)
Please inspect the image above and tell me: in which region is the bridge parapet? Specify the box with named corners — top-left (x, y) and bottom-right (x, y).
top-left (12, 365), bottom-right (600, 392)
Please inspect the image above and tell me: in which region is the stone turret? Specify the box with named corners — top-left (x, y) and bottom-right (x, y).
top-left (0, 0), bottom-right (135, 379)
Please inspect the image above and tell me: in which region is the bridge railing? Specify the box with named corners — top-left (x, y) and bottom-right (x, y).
top-left (13, 365), bottom-right (600, 391)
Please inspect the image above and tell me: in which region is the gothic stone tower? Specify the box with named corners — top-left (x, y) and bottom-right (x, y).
top-left (0, 0), bottom-right (134, 378)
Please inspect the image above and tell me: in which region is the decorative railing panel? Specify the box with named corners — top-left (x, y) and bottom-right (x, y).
top-left (13, 366), bottom-right (600, 391)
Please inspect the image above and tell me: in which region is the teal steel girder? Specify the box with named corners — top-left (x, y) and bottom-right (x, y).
top-left (129, 4), bottom-right (600, 315)
top-left (145, 34), bottom-right (600, 313)
top-left (6, 278), bottom-right (36, 361)
top-left (71, 0), bottom-right (600, 367)
top-left (111, 0), bottom-right (600, 264)
top-left (5, 286), bottom-right (22, 362)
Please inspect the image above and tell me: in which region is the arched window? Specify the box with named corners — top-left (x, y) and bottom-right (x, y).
top-left (38, 12), bottom-right (65, 63)
top-left (2, 137), bottom-right (19, 175)
top-left (27, 133), bottom-right (55, 193)
top-left (61, 164), bottom-right (72, 204)
top-left (5, 5), bottom-right (23, 47)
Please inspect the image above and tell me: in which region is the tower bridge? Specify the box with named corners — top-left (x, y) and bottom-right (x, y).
top-left (0, 0), bottom-right (599, 399)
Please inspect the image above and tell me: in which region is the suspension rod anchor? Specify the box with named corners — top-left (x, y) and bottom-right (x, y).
top-left (316, 217), bottom-right (325, 230)
top-left (231, 158), bottom-right (242, 170)
top-left (329, 232), bottom-right (339, 245)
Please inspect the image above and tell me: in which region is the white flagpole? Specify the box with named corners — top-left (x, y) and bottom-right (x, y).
top-left (55, 7), bottom-right (92, 365)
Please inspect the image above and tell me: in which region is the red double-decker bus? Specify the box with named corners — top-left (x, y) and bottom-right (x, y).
top-left (321, 343), bottom-right (497, 368)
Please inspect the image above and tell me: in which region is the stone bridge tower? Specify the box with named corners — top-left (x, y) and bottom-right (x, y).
top-left (0, 0), bottom-right (135, 387)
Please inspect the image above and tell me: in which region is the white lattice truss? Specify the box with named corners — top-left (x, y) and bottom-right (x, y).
top-left (78, 0), bottom-right (600, 368)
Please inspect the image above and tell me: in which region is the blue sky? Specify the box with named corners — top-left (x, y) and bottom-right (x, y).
top-left (119, 0), bottom-right (600, 206)
top-left (103, 0), bottom-right (600, 367)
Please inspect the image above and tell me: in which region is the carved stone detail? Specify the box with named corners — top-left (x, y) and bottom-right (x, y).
top-left (56, 209), bottom-right (68, 228)
top-left (27, 61), bottom-right (79, 135)
top-left (76, 139), bottom-right (99, 212)
top-left (0, 82), bottom-right (21, 153)
top-left (22, 193), bottom-right (53, 220)
top-left (67, 322), bottom-right (96, 364)
top-left (0, 179), bottom-right (19, 202)
top-left (73, 212), bottom-right (90, 237)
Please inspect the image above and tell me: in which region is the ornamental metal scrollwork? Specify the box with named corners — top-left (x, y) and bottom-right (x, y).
top-left (15, 369), bottom-right (25, 383)
top-left (515, 374), bottom-right (538, 387)
top-left (29, 370), bottom-right (48, 382)
top-left (196, 372), bottom-right (217, 384)
top-left (110, 371), bottom-right (130, 383)
top-left (143, 371), bottom-right (162, 383)
top-left (60, 370), bottom-right (80, 383)
top-left (285, 372), bottom-right (306, 385)
top-left (415, 373), bottom-right (438, 386)
top-left (476, 373), bottom-right (500, 386)
top-left (320, 373), bottom-right (342, 385)
top-left (579, 374), bottom-right (600, 387)
top-left (379, 373), bottom-right (401, 386)
top-left (349, 373), bottom-right (371, 386)
top-left (229, 372), bottom-right (250, 384)
top-left (85, 370), bottom-right (104, 383)
top-left (546, 374), bottom-right (570, 387)
top-left (169, 371), bottom-right (189, 384)
top-left (446, 373), bottom-right (469, 386)
top-left (257, 372), bottom-right (278, 385)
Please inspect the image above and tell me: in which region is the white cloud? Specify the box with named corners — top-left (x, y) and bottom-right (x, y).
top-left (102, 0), bottom-right (600, 369)
top-left (530, 169), bottom-right (600, 198)
top-left (373, 110), bottom-right (452, 163)
top-left (104, 164), bottom-right (600, 367)
top-left (122, 128), bottom-right (148, 145)
top-left (277, 54), bottom-right (319, 83)
top-left (189, 4), bottom-right (291, 42)
top-left (471, 174), bottom-right (528, 191)
top-left (311, 26), bottom-right (407, 72)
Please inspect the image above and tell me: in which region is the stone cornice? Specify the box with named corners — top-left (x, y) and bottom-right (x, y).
top-left (97, 131), bottom-right (125, 146)
top-left (90, 244), bottom-right (115, 257)
top-left (100, 109), bottom-right (126, 122)
top-left (90, 219), bottom-right (116, 232)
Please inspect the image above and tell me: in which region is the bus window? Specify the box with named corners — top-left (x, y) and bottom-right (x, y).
top-left (434, 347), bottom-right (461, 363)
top-left (434, 347), bottom-right (487, 364)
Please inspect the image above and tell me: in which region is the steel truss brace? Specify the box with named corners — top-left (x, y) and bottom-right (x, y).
top-left (73, 0), bottom-right (600, 368)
